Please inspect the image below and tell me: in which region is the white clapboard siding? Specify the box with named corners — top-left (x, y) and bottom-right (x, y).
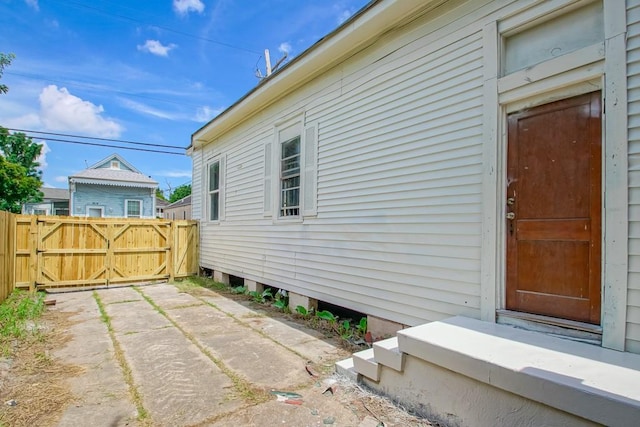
top-left (191, 149), bottom-right (203, 219)
top-left (627, 0), bottom-right (640, 353)
top-left (193, 2), bottom-right (486, 327)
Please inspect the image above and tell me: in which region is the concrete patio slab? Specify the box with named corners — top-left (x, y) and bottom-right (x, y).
top-left (42, 282), bottom-right (426, 426)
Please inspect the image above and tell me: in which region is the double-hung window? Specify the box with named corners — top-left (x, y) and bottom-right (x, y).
top-left (264, 116), bottom-right (317, 220)
top-left (126, 200), bottom-right (141, 218)
top-left (280, 136), bottom-right (301, 217)
top-left (208, 160), bottom-right (221, 221)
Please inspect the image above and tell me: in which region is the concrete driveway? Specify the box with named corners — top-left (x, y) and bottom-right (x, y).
top-left (48, 283), bottom-right (393, 426)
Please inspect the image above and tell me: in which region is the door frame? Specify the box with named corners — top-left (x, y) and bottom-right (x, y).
top-left (86, 206), bottom-right (105, 218)
top-left (479, 0), bottom-right (628, 351)
top-left (504, 90), bottom-right (602, 325)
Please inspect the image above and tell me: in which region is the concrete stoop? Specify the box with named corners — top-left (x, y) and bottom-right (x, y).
top-left (336, 316), bottom-right (640, 427)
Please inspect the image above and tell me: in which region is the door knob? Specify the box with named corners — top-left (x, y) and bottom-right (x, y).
top-left (506, 212), bottom-right (515, 220)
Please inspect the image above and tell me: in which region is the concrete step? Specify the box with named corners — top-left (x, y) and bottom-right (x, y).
top-left (352, 348), bottom-right (380, 381)
top-left (373, 337), bottom-right (404, 372)
top-left (335, 357), bottom-right (358, 381)
top-left (396, 316), bottom-right (640, 427)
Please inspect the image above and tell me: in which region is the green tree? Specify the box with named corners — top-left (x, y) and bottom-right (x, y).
top-left (155, 188), bottom-right (167, 201)
top-left (0, 53), bottom-right (15, 95)
top-left (169, 184), bottom-right (191, 203)
top-left (0, 127), bottom-right (43, 213)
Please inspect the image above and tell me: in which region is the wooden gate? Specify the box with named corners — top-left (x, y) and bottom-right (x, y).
top-left (14, 216), bottom-right (198, 290)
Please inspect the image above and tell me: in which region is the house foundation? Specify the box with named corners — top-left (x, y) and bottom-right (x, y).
top-left (288, 291), bottom-right (317, 313)
top-left (213, 270), bottom-right (229, 285)
top-left (367, 315), bottom-right (405, 341)
top-left (244, 279), bottom-right (264, 293)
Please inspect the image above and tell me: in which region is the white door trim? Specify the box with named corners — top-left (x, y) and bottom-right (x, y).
top-left (480, 0), bottom-right (628, 351)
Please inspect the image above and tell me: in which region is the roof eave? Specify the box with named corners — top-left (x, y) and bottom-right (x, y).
top-left (69, 177), bottom-right (157, 188)
top-left (190, 0), bottom-right (433, 151)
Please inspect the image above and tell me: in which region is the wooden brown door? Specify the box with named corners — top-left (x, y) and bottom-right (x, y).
top-left (506, 92), bottom-right (601, 324)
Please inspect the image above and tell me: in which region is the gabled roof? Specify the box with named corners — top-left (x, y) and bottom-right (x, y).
top-left (166, 195), bottom-right (191, 209)
top-left (190, 0), bottom-right (436, 149)
top-left (41, 187), bottom-right (69, 201)
top-left (69, 153), bottom-right (157, 188)
top-left (156, 197), bottom-right (170, 208)
top-left (87, 153), bottom-right (141, 173)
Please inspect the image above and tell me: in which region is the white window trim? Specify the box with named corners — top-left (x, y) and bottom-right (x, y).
top-left (267, 113), bottom-right (318, 223)
top-left (206, 155), bottom-right (225, 223)
top-left (125, 199), bottom-right (142, 218)
top-left (272, 116), bottom-right (304, 223)
top-left (279, 135), bottom-right (302, 219)
top-left (32, 207), bottom-right (50, 215)
top-left (86, 206), bottom-right (104, 218)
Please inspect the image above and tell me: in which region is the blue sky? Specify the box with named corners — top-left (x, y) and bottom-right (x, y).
top-left (0, 0), bottom-right (368, 196)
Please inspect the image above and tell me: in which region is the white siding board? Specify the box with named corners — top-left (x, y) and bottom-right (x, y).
top-left (191, 149), bottom-right (203, 220)
top-left (320, 121), bottom-right (483, 176)
top-left (320, 163), bottom-right (482, 199)
top-left (628, 0), bottom-right (640, 351)
top-left (194, 2), bottom-right (526, 327)
top-left (629, 289), bottom-right (640, 307)
top-left (320, 43), bottom-right (483, 132)
top-left (320, 82), bottom-right (483, 150)
top-left (212, 233), bottom-right (480, 262)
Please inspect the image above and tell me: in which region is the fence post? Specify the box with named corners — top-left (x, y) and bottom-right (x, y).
top-left (9, 212), bottom-right (16, 297)
top-left (0, 211), bottom-right (17, 303)
top-left (106, 221), bottom-right (113, 287)
top-left (168, 220), bottom-right (175, 282)
top-left (29, 216), bottom-right (38, 293)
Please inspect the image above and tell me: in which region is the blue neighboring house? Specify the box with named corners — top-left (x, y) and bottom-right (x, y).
top-left (22, 187), bottom-right (70, 216)
top-left (69, 154), bottom-right (158, 218)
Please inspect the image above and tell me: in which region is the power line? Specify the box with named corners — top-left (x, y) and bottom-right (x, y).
top-left (44, 137), bottom-right (184, 155)
top-left (54, 0), bottom-right (261, 55)
top-left (13, 133), bottom-right (186, 156)
top-left (7, 128), bottom-right (186, 150)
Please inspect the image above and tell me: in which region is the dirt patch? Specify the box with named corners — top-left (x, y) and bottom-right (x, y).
top-left (0, 308), bottom-right (84, 427)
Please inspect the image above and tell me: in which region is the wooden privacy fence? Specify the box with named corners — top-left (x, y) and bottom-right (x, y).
top-left (0, 211), bottom-right (16, 303)
top-left (12, 215), bottom-right (198, 292)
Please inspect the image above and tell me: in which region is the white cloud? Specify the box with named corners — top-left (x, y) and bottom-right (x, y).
top-left (120, 98), bottom-right (178, 120)
top-left (1, 112), bottom-right (41, 130)
top-left (173, 0), bottom-right (205, 16)
top-left (278, 42), bottom-right (292, 55)
top-left (25, 0), bottom-right (39, 11)
top-left (156, 170), bottom-right (191, 178)
top-left (36, 140), bottom-right (50, 171)
top-left (54, 176), bottom-right (68, 183)
top-left (39, 85), bottom-right (123, 137)
top-left (137, 40), bottom-right (177, 57)
top-left (193, 106), bottom-right (221, 123)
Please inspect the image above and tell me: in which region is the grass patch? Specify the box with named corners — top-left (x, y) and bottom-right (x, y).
top-left (109, 299), bottom-right (141, 305)
top-left (172, 276), bottom-right (226, 294)
top-left (171, 302), bottom-right (205, 310)
top-left (0, 290), bottom-right (45, 357)
top-left (93, 291), bottom-right (151, 425)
